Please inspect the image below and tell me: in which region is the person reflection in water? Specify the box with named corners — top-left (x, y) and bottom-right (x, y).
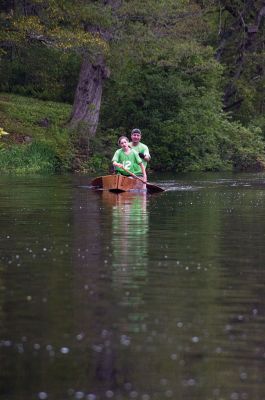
top-left (91, 192), bottom-right (149, 394)
top-left (108, 191), bottom-right (149, 310)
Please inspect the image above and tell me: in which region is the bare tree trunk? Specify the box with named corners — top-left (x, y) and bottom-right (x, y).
top-left (69, 55), bottom-right (110, 137)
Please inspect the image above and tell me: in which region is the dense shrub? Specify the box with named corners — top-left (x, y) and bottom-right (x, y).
top-left (101, 56), bottom-right (265, 171)
top-left (82, 129), bottom-right (118, 173)
top-left (0, 46), bottom-right (80, 103)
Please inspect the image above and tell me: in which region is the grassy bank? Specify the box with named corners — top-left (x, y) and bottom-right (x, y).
top-left (1, 92), bottom-right (264, 175)
top-left (0, 93), bottom-right (73, 173)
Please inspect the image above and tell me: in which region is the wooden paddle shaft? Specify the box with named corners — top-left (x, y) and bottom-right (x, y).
top-left (121, 167), bottom-right (147, 184)
top-left (119, 166), bottom-right (164, 193)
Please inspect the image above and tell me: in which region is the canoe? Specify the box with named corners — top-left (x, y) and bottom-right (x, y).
top-left (91, 175), bottom-right (164, 194)
top-left (91, 174), bottom-right (145, 193)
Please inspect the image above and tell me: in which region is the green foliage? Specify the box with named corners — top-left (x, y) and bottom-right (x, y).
top-left (82, 129), bottom-right (118, 173)
top-left (233, 53), bottom-right (265, 126)
top-left (0, 142), bottom-right (60, 173)
top-left (0, 93), bottom-right (71, 126)
top-left (249, 115), bottom-right (265, 141)
top-left (216, 120), bottom-right (265, 171)
top-left (204, 0), bottom-right (265, 125)
top-left (1, 0), bottom-right (264, 174)
top-left (0, 93), bottom-right (73, 172)
top-left (0, 46), bottom-right (80, 102)
top-left (0, 1), bottom-right (109, 54)
top-left (101, 47), bottom-right (265, 172)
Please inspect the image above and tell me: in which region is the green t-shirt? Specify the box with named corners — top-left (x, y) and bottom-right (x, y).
top-left (112, 148), bottom-right (143, 175)
top-left (129, 142), bottom-right (150, 168)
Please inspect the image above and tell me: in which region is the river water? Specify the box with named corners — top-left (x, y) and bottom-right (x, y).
top-left (0, 173), bottom-right (264, 400)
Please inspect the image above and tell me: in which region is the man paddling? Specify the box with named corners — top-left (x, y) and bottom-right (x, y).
top-left (129, 128), bottom-right (151, 170)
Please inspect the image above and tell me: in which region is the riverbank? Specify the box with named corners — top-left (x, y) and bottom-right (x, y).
top-left (0, 93), bottom-right (73, 173)
top-left (1, 92), bottom-right (265, 174)
top-left (0, 92), bottom-right (118, 174)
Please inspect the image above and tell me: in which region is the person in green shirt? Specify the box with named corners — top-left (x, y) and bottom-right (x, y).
top-left (112, 136), bottom-right (147, 182)
top-left (129, 128), bottom-right (151, 169)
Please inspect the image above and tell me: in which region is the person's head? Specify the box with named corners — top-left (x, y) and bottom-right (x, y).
top-left (118, 136), bottom-right (130, 150)
top-left (131, 128), bottom-right (141, 144)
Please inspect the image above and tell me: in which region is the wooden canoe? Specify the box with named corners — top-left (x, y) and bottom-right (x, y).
top-left (91, 174), bottom-right (146, 193)
top-left (91, 175), bottom-right (164, 194)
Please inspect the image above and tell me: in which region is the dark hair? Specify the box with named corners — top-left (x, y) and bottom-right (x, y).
top-left (131, 128), bottom-right (141, 135)
top-left (118, 136), bottom-right (129, 145)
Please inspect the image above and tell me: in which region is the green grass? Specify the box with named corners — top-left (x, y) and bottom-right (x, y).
top-left (0, 142), bottom-right (60, 173)
top-left (0, 93), bottom-right (73, 173)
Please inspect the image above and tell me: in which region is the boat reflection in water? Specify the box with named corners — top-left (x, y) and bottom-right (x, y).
top-left (72, 189), bottom-right (150, 395)
top-left (102, 191), bottom-right (149, 328)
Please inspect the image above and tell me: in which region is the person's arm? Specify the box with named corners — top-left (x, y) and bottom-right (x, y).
top-left (144, 154), bottom-right (150, 162)
top-left (139, 145), bottom-right (151, 162)
top-left (140, 162), bottom-right (147, 183)
top-left (112, 150), bottom-right (123, 169)
top-left (144, 145), bottom-right (151, 161)
top-left (113, 161), bottom-right (123, 169)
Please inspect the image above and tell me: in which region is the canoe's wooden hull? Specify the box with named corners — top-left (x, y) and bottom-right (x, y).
top-left (91, 175), bottom-right (146, 193)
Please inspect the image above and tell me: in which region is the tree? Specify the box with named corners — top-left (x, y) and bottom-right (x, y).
top-left (0, 0), bottom-right (109, 155)
top-left (0, 0), bottom-right (207, 156)
top-left (207, 0), bottom-right (265, 118)
top-left (68, 0), bottom-right (207, 153)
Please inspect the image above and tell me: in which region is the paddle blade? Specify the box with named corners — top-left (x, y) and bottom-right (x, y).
top-left (146, 183), bottom-right (164, 194)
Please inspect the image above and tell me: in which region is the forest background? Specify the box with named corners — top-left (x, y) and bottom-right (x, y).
top-left (0, 0), bottom-right (264, 174)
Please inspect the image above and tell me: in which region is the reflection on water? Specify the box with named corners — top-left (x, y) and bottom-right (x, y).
top-left (0, 173), bottom-right (265, 400)
top-left (105, 192), bottom-right (148, 308)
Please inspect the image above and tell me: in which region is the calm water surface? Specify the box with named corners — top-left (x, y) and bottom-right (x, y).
top-left (0, 173), bottom-right (264, 400)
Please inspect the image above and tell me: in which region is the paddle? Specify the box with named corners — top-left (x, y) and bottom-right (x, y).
top-left (120, 166), bottom-right (164, 194)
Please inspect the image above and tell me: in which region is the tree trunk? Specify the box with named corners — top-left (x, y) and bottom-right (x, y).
top-left (69, 55), bottom-right (110, 136)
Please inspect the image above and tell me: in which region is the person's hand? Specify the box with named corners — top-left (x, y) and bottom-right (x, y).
top-left (139, 152), bottom-right (145, 159)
